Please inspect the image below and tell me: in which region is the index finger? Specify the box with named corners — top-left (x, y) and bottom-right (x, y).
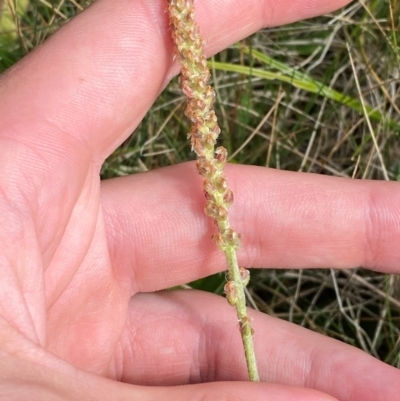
top-left (0, 0), bottom-right (353, 165)
top-left (100, 163), bottom-right (400, 292)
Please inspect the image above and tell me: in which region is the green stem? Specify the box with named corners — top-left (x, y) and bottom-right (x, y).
top-left (224, 247), bottom-right (259, 382)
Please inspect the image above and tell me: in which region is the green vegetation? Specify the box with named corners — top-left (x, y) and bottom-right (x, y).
top-left (1, 0), bottom-right (399, 367)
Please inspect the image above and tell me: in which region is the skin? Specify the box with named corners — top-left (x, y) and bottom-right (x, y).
top-left (0, 0), bottom-right (399, 400)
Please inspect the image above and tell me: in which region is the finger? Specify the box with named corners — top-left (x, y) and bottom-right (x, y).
top-left (1, 320), bottom-right (336, 401)
top-left (114, 289), bottom-right (398, 401)
top-left (0, 0), bottom-right (353, 166)
top-left (101, 163), bottom-right (400, 292)
top-left (144, 382), bottom-right (338, 401)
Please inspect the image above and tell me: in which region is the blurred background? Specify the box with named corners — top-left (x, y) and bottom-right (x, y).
top-left (1, 0), bottom-right (399, 367)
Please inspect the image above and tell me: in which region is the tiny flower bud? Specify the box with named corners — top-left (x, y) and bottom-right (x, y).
top-left (215, 147), bottom-right (227, 163)
top-left (196, 158), bottom-right (214, 177)
top-left (203, 178), bottom-right (215, 194)
top-left (238, 317), bottom-right (254, 335)
top-left (223, 228), bottom-right (242, 250)
top-left (212, 232), bottom-right (225, 250)
top-left (182, 82), bottom-right (196, 98)
top-left (216, 205), bottom-right (228, 220)
top-left (223, 189), bottom-right (234, 205)
top-left (205, 201), bottom-right (219, 219)
top-left (224, 281), bottom-right (238, 306)
top-left (214, 176), bottom-right (227, 192)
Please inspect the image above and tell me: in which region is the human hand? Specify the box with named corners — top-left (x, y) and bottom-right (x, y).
top-left (1, 0), bottom-right (399, 400)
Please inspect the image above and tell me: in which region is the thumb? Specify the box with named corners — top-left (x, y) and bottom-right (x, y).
top-left (125, 381), bottom-right (339, 401)
top-left (0, 322), bottom-right (337, 401)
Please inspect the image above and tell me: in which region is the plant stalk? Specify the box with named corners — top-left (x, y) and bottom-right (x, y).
top-left (168, 0), bottom-right (259, 382)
